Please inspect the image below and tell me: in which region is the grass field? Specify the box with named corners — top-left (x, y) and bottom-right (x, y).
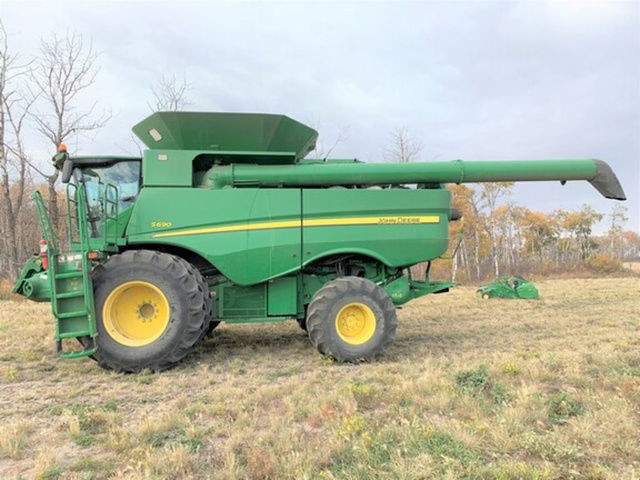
top-left (0, 278), bottom-right (638, 480)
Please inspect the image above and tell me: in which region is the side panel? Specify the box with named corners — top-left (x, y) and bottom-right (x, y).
top-left (142, 150), bottom-right (192, 187)
top-left (126, 188), bottom-right (302, 285)
top-left (267, 276), bottom-right (298, 315)
top-left (218, 283), bottom-right (266, 318)
top-left (302, 189), bottom-right (451, 267)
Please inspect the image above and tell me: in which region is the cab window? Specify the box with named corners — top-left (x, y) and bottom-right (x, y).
top-left (74, 160), bottom-right (141, 237)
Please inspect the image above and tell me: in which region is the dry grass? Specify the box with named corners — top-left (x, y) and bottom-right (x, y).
top-left (0, 278), bottom-right (638, 479)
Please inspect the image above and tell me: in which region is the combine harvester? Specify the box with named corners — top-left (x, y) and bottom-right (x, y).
top-left (13, 112), bottom-right (626, 372)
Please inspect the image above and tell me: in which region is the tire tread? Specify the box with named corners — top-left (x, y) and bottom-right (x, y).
top-left (306, 276), bottom-right (397, 363)
top-left (90, 250), bottom-right (210, 372)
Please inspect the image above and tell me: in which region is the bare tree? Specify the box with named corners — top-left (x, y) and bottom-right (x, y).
top-left (384, 127), bottom-right (422, 163)
top-left (608, 204), bottom-right (628, 255)
top-left (479, 182), bottom-right (513, 276)
top-left (0, 21), bottom-right (35, 277)
top-left (31, 31), bottom-right (109, 231)
top-left (149, 74), bottom-right (190, 111)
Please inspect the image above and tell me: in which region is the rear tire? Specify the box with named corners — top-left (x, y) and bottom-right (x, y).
top-left (90, 250), bottom-right (210, 372)
top-left (187, 262), bottom-right (219, 342)
top-left (306, 276), bottom-right (397, 362)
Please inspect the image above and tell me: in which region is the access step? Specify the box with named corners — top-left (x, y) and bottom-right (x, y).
top-left (55, 271), bottom-right (83, 279)
top-left (58, 330), bottom-right (91, 338)
top-left (56, 336), bottom-right (97, 359)
top-left (57, 310), bottom-right (89, 319)
top-left (55, 291), bottom-right (84, 300)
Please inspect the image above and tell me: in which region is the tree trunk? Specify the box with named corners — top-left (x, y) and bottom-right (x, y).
top-left (488, 217), bottom-right (499, 276)
top-left (452, 250), bottom-right (458, 282)
top-left (461, 241), bottom-right (471, 280)
top-left (473, 226), bottom-right (481, 280)
top-left (7, 214), bottom-right (19, 278)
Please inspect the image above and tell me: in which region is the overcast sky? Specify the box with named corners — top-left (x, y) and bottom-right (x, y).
top-left (2, 0), bottom-right (639, 231)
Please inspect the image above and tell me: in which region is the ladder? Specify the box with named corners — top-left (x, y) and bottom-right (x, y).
top-left (34, 188), bottom-right (97, 358)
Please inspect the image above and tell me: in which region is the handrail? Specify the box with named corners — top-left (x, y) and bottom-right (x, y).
top-left (33, 190), bottom-right (59, 254)
top-left (103, 183), bottom-right (119, 247)
top-left (65, 183), bottom-right (79, 246)
top-left (74, 183), bottom-right (97, 338)
top-left (75, 184), bottom-right (91, 251)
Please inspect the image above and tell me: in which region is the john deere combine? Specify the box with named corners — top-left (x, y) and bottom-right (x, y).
top-left (12, 112), bottom-right (626, 372)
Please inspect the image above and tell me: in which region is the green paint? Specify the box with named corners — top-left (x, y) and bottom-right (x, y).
top-left (477, 276), bottom-right (539, 299)
top-left (268, 276), bottom-right (298, 316)
top-left (12, 255), bottom-right (50, 302)
top-left (132, 112), bottom-right (317, 161)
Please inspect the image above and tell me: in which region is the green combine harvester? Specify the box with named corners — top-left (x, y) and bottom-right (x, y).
top-left (12, 112), bottom-right (626, 372)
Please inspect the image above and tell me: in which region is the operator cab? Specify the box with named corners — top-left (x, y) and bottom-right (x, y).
top-left (60, 153), bottom-right (141, 237)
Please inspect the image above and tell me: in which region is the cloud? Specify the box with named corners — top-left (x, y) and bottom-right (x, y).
top-left (2, 0), bottom-right (638, 230)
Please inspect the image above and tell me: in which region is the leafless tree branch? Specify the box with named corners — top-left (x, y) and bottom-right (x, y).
top-left (0, 20), bottom-right (37, 277)
top-left (384, 127), bottom-right (422, 163)
top-left (149, 74), bottom-right (190, 112)
top-left (31, 29), bottom-right (110, 230)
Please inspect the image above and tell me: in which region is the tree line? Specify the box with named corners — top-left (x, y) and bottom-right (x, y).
top-left (441, 184), bottom-right (637, 282)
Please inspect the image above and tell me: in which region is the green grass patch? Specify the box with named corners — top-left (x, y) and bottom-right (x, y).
top-left (455, 365), bottom-right (512, 408)
top-left (329, 414), bottom-right (480, 478)
top-left (406, 429), bottom-right (478, 463)
top-left (101, 400), bottom-right (117, 412)
top-left (491, 382), bottom-right (512, 405)
top-left (546, 392), bottom-right (584, 425)
top-left (72, 431), bottom-right (96, 447)
top-left (68, 457), bottom-right (109, 473)
top-left (613, 365), bottom-right (640, 377)
top-left (455, 365), bottom-right (490, 394)
top-left (45, 405), bottom-right (64, 416)
top-left (144, 428), bottom-right (203, 452)
top-left (37, 467), bottom-right (63, 480)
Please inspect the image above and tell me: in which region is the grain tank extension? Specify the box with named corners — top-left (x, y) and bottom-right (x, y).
top-left (13, 112), bottom-right (626, 372)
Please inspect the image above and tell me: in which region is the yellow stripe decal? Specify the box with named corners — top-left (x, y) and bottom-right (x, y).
top-left (152, 215), bottom-right (440, 238)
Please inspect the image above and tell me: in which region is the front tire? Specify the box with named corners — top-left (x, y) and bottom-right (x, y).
top-left (90, 250), bottom-right (210, 372)
top-left (306, 277), bottom-right (397, 362)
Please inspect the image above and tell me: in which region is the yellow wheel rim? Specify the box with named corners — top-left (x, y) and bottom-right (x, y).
top-left (335, 302), bottom-right (376, 345)
top-left (482, 293), bottom-right (490, 300)
top-left (102, 281), bottom-right (170, 347)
